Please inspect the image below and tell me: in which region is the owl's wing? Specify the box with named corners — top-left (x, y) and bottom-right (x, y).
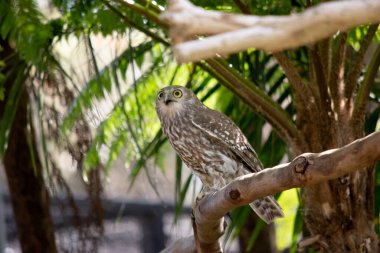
top-left (191, 109), bottom-right (263, 173)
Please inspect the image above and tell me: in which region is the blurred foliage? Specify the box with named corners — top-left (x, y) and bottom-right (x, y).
top-left (0, 0), bottom-right (379, 252)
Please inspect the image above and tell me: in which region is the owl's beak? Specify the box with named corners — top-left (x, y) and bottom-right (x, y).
top-left (164, 94), bottom-right (174, 105)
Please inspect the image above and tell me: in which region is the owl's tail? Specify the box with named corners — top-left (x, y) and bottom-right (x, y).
top-left (249, 196), bottom-right (284, 224)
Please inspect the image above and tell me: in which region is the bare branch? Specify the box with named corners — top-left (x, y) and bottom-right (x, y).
top-left (161, 0), bottom-right (380, 63)
top-left (162, 131), bottom-right (380, 252)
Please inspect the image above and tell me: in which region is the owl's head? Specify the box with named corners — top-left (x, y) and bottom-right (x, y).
top-left (155, 86), bottom-right (202, 119)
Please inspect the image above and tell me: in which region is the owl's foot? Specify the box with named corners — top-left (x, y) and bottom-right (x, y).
top-left (196, 187), bottom-right (216, 205)
top-left (195, 192), bottom-right (206, 205)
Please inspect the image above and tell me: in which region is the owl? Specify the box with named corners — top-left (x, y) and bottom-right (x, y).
top-left (155, 86), bottom-right (284, 223)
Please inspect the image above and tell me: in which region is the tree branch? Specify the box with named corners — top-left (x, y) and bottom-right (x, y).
top-left (328, 33), bottom-right (347, 117)
top-left (161, 131), bottom-right (380, 252)
top-left (161, 0), bottom-right (380, 63)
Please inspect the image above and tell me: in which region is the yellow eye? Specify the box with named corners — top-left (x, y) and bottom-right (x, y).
top-left (173, 89), bottom-right (182, 98)
top-left (157, 91), bottom-right (164, 100)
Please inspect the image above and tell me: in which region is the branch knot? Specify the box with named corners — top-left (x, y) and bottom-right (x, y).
top-left (294, 156), bottom-right (308, 173)
top-left (229, 189), bottom-right (240, 200)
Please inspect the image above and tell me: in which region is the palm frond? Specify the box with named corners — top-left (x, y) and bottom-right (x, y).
top-left (62, 40), bottom-right (156, 132)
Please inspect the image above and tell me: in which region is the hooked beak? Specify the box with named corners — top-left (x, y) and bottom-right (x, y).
top-left (164, 94), bottom-right (174, 105)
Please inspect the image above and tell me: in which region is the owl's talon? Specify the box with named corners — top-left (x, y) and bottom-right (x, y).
top-left (196, 193), bottom-right (205, 205)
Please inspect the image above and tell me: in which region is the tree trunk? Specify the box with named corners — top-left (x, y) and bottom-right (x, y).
top-left (299, 72), bottom-right (378, 251)
top-left (0, 38), bottom-right (58, 253)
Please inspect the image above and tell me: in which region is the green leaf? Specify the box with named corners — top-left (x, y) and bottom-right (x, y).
top-left (0, 87), bottom-right (4, 100)
top-left (96, 9), bottom-right (124, 35)
top-left (0, 11), bottom-right (14, 39)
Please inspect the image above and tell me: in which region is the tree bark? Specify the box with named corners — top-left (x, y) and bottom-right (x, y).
top-left (301, 124), bottom-right (378, 252)
top-left (0, 39), bottom-right (58, 253)
top-left (299, 35), bottom-right (380, 253)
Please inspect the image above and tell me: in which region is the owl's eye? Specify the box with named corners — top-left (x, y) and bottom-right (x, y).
top-left (173, 89), bottom-right (182, 98)
top-left (157, 91), bottom-right (164, 100)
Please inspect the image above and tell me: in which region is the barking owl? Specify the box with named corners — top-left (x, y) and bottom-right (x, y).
top-left (155, 85), bottom-right (284, 223)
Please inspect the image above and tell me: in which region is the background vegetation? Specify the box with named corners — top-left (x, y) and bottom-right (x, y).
top-left (0, 0), bottom-right (379, 252)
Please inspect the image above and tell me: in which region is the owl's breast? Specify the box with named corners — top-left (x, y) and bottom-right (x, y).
top-left (165, 122), bottom-right (245, 188)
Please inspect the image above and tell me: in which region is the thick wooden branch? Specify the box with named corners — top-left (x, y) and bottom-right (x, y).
top-left (161, 131), bottom-right (380, 252)
top-left (161, 0), bottom-right (380, 63)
